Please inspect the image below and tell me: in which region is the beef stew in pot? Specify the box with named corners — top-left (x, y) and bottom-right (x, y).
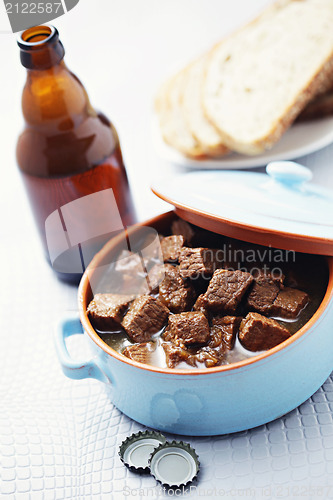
top-left (87, 219), bottom-right (328, 370)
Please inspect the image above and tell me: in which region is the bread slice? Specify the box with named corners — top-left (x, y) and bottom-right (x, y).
top-left (182, 58), bottom-right (229, 157)
top-left (203, 0), bottom-right (333, 155)
top-left (155, 71), bottom-right (207, 158)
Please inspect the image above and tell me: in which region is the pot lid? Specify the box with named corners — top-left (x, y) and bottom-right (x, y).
top-left (152, 161), bottom-right (333, 255)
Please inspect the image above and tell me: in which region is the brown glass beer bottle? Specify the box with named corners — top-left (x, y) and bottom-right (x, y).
top-left (16, 25), bottom-right (136, 283)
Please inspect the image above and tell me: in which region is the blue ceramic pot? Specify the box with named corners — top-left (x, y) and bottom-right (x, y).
top-left (55, 211), bottom-right (333, 436)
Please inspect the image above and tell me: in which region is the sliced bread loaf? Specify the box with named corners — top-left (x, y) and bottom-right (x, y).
top-left (203, 0), bottom-right (333, 155)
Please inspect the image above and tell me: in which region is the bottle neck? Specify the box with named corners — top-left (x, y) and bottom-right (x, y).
top-left (18, 25), bottom-right (65, 70)
top-left (17, 25), bottom-right (117, 176)
top-left (18, 25), bottom-right (95, 128)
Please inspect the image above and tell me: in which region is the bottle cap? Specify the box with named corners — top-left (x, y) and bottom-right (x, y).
top-left (119, 430), bottom-right (167, 473)
top-left (149, 440), bottom-right (200, 487)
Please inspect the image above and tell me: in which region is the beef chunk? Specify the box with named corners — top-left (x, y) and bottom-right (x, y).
top-left (271, 287), bottom-right (309, 319)
top-left (195, 316), bottom-right (241, 367)
top-left (210, 316), bottom-right (241, 350)
top-left (123, 342), bottom-right (156, 364)
top-left (195, 347), bottom-right (222, 368)
top-left (163, 312), bottom-right (210, 346)
top-left (87, 293), bottom-right (134, 330)
top-left (193, 294), bottom-right (209, 317)
top-left (122, 296), bottom-right (169, 343)
top-left (161, 235), bottom-right (185, 262)
top-left (252, 268), bottom-right (285, 286)
top-left (179, 247), bottom-right (216, 279)
top-left (146, 263), bottom-right (165, 294)
top-left (239, 312), bottom-right (290, 352)
top-left (140, 232), bottom-right (164, 264)
top-left (247, 269), bottom-right (284, 315)
top-left (171, 219), bottom-right (195, 244)
top-left (162, 343), bottom-right (197, 368)
top-left (203, 269), bottom-right (254, 314)
top-left (114, 250), bottom-right (150, 295)
top-left (115, 249), bottom-right (144, 274)
top-left (159, 264), bottom-right (196, 313)
top-left (163, 342), bottom-right (222, 369)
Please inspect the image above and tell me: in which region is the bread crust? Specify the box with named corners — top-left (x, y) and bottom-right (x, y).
top-left (156, 62), bottom-right (229, 159)
top-left (298, 88), bottom-right (333, 121)
top-left (155, 70), bottom-right (207, 158)
top-left (181, 58), bottom-right (229, 157)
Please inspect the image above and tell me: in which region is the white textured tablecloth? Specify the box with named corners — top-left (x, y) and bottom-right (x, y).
top-left (1, 1), bottom-right (333, 498)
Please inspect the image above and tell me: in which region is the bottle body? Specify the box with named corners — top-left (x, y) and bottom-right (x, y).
top-left (16, 26), bottom-right (136, 282)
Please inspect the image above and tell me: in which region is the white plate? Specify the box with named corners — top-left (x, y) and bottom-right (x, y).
top-left (152, 115), bottom-right (333, 169)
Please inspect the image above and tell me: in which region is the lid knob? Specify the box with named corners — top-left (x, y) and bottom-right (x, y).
top-left (266, 161), bottom-right (313, 188)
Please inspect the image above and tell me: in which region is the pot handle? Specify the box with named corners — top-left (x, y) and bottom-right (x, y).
top-left (55, 316), bottom-right (109, 383)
